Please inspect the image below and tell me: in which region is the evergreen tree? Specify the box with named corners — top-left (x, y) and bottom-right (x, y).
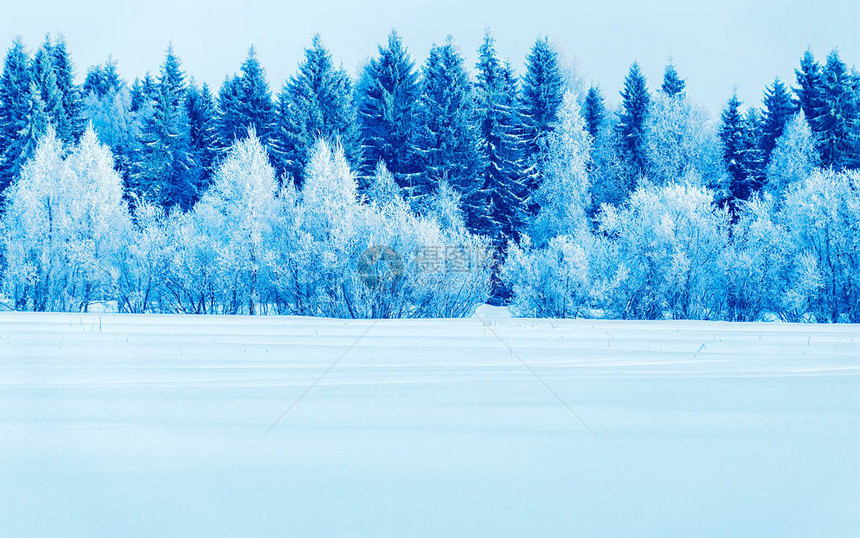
top-left (186, 81), bottom-right (223, 196)
top-left (719, 93), bottom-right (757, 204)
top-left (759, 78), bottom-right (796, 163)
top-left (83, 57), bottom-right (123, 98)
top-left (519, 36), bottom-right (564, 195)
top-left (217, 47), bottom-right (275, 146)
top-left (582, 85), bottom-right (606, 139)
top-left (661, 62), bottom-right (686, 97)
top-left (474, 31), bottom-right (525, 241)
top-left (616, 62), bottom-right (651, 180)
top-left (129, 73), bottom-right (156, 112)
top-left (412, 38), bottom-right (483, 230)
top-left (355, 31), bottom-right (419, 183)
top-left (49, 37), bottom-right (82, 139)
top-left (0, 39), bottom-right (34, 195)
top-left (32, 38), bottom-right (73, 143)
top-left (794, 49), bottom-right (824, 127)
top-left (813, 50), bottom-right (860, 169)
top-left (131, 45), bottom-right (197, 209)
top-left (273, 35), bottom-right (358, 183)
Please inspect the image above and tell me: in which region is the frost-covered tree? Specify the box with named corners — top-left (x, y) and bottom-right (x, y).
top-left (596, 182), bottom-right (730, 319)
top-left (721, 195), bottom-right (792, 321)
top-left (273, 35), bottom-right (359, 183)
top-left (267, 139), bottom-right (491, 318)
top-left (474, 31), bottom-right (525, 241)
top-left (644, 92), bottom-right (725, 189)
top-left (183, 132), bottom-right (278, 314)
top-left (765, 112), bottom-right (818, 196)
top-left (412, 38), bottom-right (483, 229)
top-left (661, 62), bottom-right (686, 97)
top-left (530, 92), bottom-right (591, 245)
top-left (82, 84), bottom-right (141, 180)
top-left (502, 234), bottom-right (595, 318)
top-left (355, 31), bottom-right (419, 184)
top-left (780, 169), bottom-right (860, 322)
top-left (1, 127), bottom-right (131, 311)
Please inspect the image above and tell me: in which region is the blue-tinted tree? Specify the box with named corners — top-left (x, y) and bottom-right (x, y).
top-left (273, 35), bottom-right (359, 184)
top-left (0, 39), bottom-right (35, 195)
top-left (794, 49), bottom-right (824, 128)
top-left (84, 58), bottom-right (123, 98)
top-left (186, 81), bottom-right (223, 197)
top-left (217, 47), bottom-right (275, 148)
top-left (759, 78), bottom-right (796, 164)
top-left (355, 31), bottom-right (419, 185)
top-left (474, 31), bottom-right (525, 241)
top-left (519, 37), bottom-right (564, 198)
top-left (661, 62), bottom-right (686, 97)
top-left (616, 62), bottom-right (651, 181)
top-left (582, 85), bottom-right (606, 139)
top-left (130, 46), bottom-right (197, 209)
top-left (412, 38), bottom-right (483, 230)
top-left (813, 50), bottom-right (860, 168)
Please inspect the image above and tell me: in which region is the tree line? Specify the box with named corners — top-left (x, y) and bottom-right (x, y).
top-left (1, 31), bottom-right (859, 320)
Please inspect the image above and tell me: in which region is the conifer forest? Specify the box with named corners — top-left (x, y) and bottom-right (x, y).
top-left (1, 32), bottom-right (859, 321)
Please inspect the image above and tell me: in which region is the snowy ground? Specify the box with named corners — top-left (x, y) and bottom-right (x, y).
top-left (1, 310), bottom-right (859, 537)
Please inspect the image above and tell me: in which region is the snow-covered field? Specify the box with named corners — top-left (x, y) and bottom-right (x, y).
top-left (2, 309), bottom-right (859, 537)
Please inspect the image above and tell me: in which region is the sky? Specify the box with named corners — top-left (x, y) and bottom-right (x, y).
top-left (2, 0), bottom-right (859, 116)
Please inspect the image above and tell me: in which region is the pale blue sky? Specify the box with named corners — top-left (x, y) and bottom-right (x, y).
top-left (3, 0), bottom-right (858, 116)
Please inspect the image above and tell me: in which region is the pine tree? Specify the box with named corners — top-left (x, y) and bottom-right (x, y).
top-left (412, 38), bottom-right (483, 230)
top-left (759, 77), bottom-right (796, 163)
top-left (217, 47), bottom-right (275, 146)
top-left (33, 38), bottom-right (72, 143)
top-left (131, 45), bottom-right (197, 209)
top-left (186, 81), bottom-right (223, 197)
top-left (355, 31), bottom-right (419, 184)
top-left (661, 63), bottom-right (686, 97)
top-left (582, 85), bottom-right (606, 139)
top-left (49, 36), bottom-right (82, 139)
top-left (273, 35), bottom-right (358, 183)
top-left (719, 93), bottom-right (756, 204)
top-left (616, 62), bottom-right (651, 180)
top-left (0, 39), bottom-right (34, 196)
top-left (813, 50), bottom-right (860, 169)
top-left (519, 36), bottom-right (564, 196)
top-left (129, 73), bottom-right (155, 112)
top-left (474, 31), bottom-right (525, 241)
top-left (83, 57), bottom-right (123, 99)
top-left (794, 49), bottom-right (824, 127)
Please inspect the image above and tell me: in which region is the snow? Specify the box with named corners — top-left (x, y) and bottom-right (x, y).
top-left (2, 312), bottom-right (859, 536)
